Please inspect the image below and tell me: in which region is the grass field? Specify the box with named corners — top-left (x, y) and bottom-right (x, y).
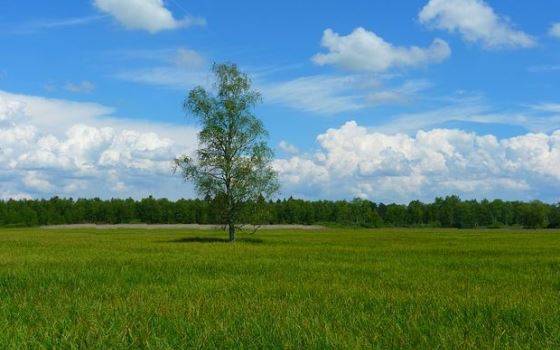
top-left (1, 228), bottom-right (559, 349)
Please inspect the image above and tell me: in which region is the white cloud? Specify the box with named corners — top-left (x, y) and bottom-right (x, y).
top-left (275, 121), bottom-right (560, 202)
top-left (23, 171), bottom-right (54, 193)
top-left (262, 75), bottom-right (372, 114)
top-left (64, 81), bottom-right (96, 93)
top-left (115, 47), bottom-right (210, 89)
top-left (117, 67), bottom-right (209, 90)
top-left (93, 0), bottom-right (205, 33)
top-left (261, 74), bottom-right (431, 115)
top-left (118, 48), bottom-right (429, 113)
top-left (0, 90), bottom-right (197, 143)
top-left (13, 15), bottom-right (106, 34)
top-left (0, 90), bottom-right (114, 136)
top-left (532, 103), bottom-right (560, 114)
top-left (278, 141), bottom-right (299, 155)
top-left (0, 91), bottom-right (198, 199)
top-left (419, 0), bottom-right (536, 49)
top-left (3, 91), bottom-right (560, 202)
top-left (369, 94), bottom-right (560, 135)
top-left (550, 23), bottom-right (560, 39)
top-left (174, 48), bottom-right (206, 69)
top-left (366, 80), bottom-right (431, 105)
top-left (312, 27), bottom-right (451, 72)
top-left (372, 98), bottom-right (491, 133)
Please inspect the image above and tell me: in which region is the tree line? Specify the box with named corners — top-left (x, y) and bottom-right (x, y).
top-left (1, 195), bottom-right (559, 229)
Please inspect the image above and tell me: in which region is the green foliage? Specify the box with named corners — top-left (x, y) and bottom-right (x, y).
top-left (1, 227), bottom-right (560, 348)
top-left (174, 63), bottom-right (278, 240)
top-left (0, 196), bottom-right (559, 229)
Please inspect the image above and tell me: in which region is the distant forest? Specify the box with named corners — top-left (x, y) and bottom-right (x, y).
top-left (1, 195), bottom-right (559, 229)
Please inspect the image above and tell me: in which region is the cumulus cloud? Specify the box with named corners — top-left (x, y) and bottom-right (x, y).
top-left (419, 0), bottom-right (536, 49)
top-left (4, 91), bottom-right (560, 202)
top-left (0, 91), bottom-right (197, 199)
top-left (274, 121), bottom-right (560, 202)
top-left (23, 171), bottom-right (54, 193)
top-left (94, 0), bottom-right (205, 33)
top-left (0, 90), bottom-right (115, 136)
top-left (312, 27), bottom-right (451, 72)
top-left (550, 23), bottom-right (560, 39)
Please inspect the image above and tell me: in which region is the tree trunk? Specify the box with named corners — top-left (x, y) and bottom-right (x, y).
top-left (228, 223), bottom-right (236, 242)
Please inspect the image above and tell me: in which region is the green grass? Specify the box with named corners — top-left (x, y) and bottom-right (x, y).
top-left (1, 228), bottom-right (559, 349)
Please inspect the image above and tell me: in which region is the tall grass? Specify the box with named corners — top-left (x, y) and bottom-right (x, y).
top-left (0, 228), bottom-right (559, 348)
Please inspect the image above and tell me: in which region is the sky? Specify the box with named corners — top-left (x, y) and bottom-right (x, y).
top-left (1, 0), bottom-right (560, 203)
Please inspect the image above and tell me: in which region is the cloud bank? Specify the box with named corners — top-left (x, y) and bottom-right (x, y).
top-left (0, 91), bottom-right (197, 199)
top-left (2, 91), bottom-right (560, 203)
top-left (275, 121), bottom-right (560, 202)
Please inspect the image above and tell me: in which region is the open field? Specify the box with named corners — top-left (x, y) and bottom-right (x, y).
top-left (1, 228), bottom-right (560, 348)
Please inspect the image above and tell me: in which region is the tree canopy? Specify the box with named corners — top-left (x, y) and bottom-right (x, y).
top-left (174, 63), bottom-right (279, 241)
top-left (1, 196), bottom-right (558, 230)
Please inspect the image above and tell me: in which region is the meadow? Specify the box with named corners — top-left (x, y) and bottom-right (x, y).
top-left (0, 227), bottom-right (559, 349)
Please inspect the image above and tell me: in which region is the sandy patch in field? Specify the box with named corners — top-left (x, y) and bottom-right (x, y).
top-left (40, 224), bottom-right (326, 230)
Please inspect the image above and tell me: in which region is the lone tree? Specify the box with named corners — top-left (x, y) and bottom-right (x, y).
top-left (174, 63), bottom-right (279, 242)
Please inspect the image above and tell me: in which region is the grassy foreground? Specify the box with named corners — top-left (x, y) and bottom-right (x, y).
top-left (1, 228), bottom-right (559, 349)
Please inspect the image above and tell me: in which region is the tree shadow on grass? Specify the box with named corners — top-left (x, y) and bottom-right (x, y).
top-left (165, 236), bottom-right (264, 244)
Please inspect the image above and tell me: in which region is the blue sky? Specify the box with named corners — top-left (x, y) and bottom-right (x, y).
top-left (1, 0), bottom-right (560, 203)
